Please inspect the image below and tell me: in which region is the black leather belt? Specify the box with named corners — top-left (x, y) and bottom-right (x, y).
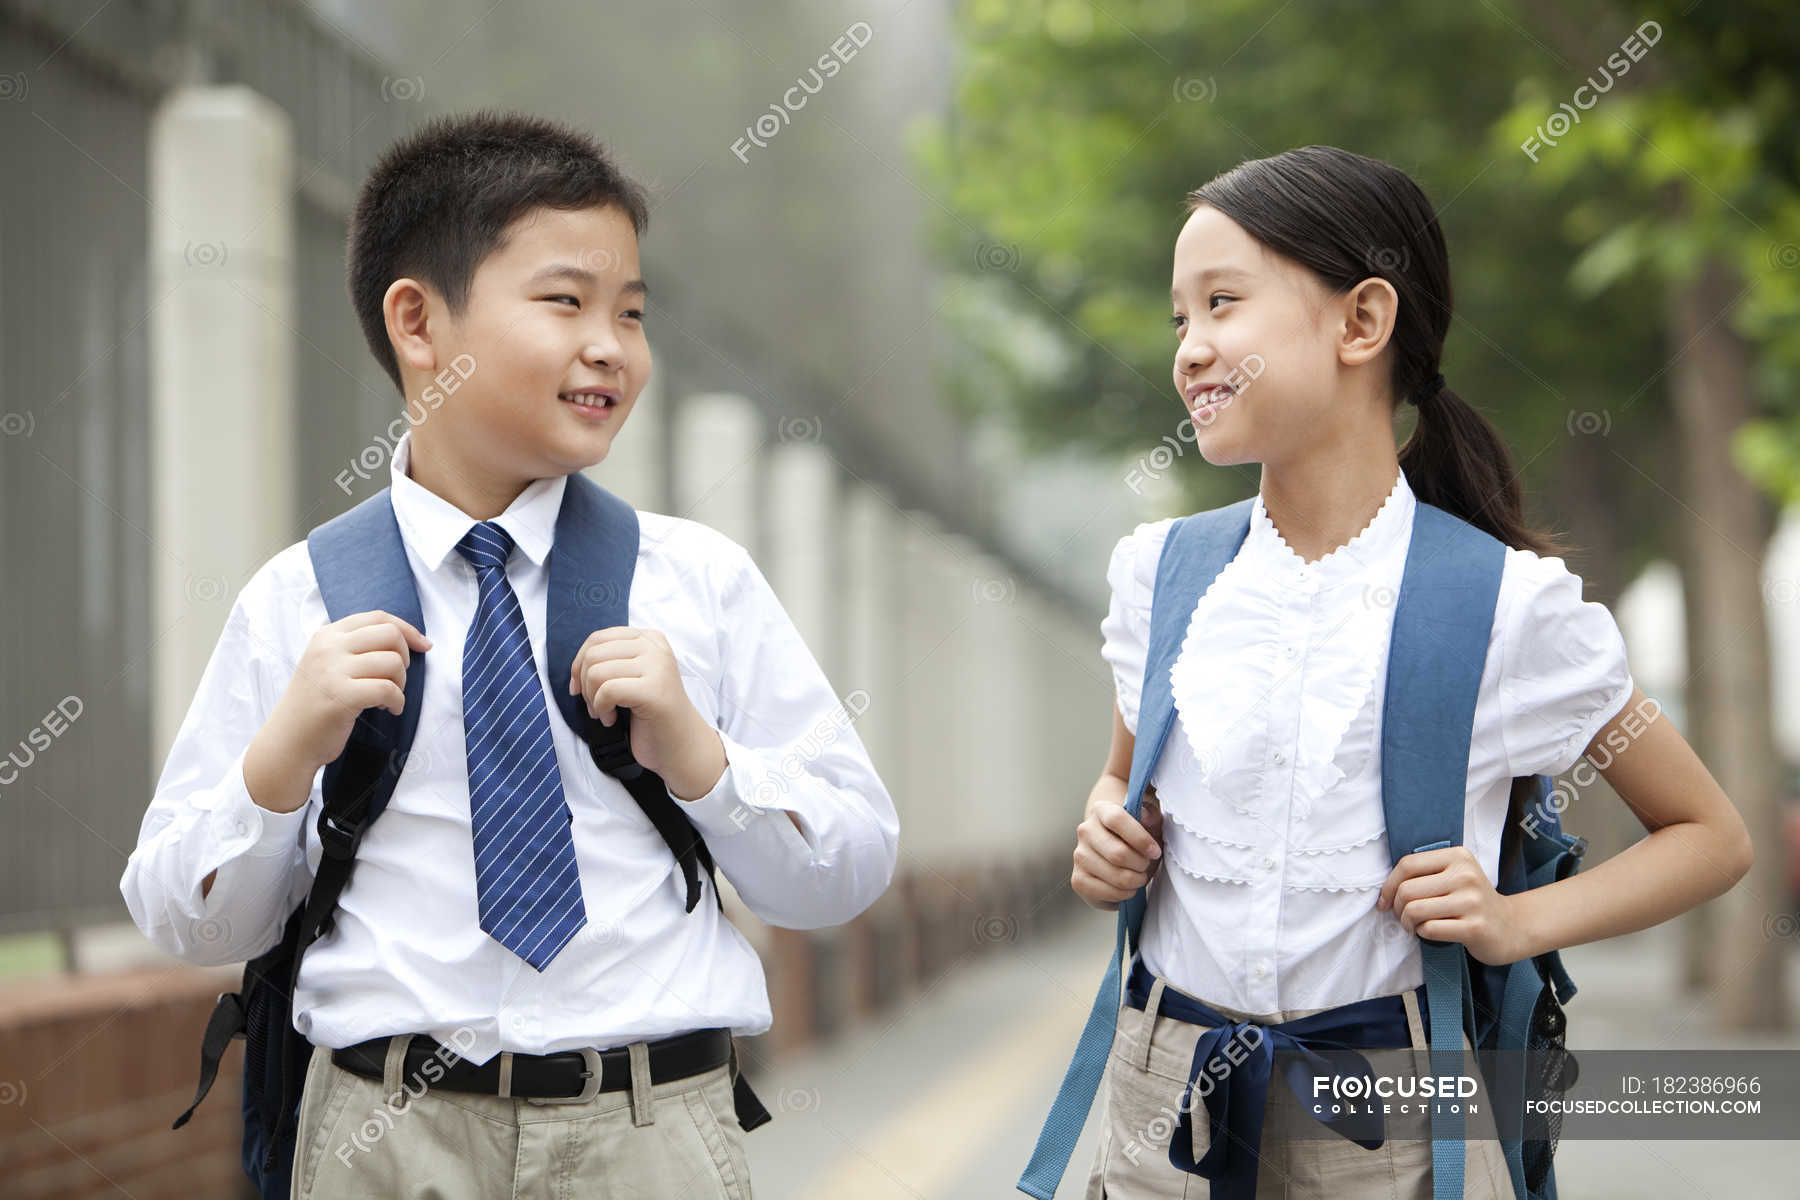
top-left (330, 1027), bottom-right (733, 1105)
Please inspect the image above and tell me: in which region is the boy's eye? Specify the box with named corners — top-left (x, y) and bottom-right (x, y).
top-left (544, 294), bottom-right (580, 307)
top-left (1169, 313), bottom-right (1187, 331)
top-left (1208, 293), bottom-right (1234, 310)
top-left (621, 309), bottom-right (646, 322)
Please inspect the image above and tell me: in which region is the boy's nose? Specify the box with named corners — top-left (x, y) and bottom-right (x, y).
top-left (583, 339), bottom-right (623, 367)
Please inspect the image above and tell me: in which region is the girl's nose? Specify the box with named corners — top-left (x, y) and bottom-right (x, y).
top-left (1176, 335), bottom-right (1213, 376)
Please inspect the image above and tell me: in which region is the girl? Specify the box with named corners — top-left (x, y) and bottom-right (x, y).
top-left (1067, 146), bottom-right (1754, 1199)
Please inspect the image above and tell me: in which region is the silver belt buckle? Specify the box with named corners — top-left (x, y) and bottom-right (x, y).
top-left (524, 1047), bottom-right (604, 1106)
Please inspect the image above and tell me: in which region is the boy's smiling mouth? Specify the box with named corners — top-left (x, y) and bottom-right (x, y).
top-left (560, 386), bottom-right (620, 420)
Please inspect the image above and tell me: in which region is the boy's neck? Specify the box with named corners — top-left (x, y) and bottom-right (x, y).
top-left (406, 435), bottom-right (534, 522)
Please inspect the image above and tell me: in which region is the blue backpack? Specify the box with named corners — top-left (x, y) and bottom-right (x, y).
top-left (1019, 498), bottom-right (1583, 1200)
top-left (170, 471), bottom-right (770, 1199)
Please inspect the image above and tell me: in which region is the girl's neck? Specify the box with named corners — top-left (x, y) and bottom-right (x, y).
top-left (1257, 452), bottom-right (1402, 565)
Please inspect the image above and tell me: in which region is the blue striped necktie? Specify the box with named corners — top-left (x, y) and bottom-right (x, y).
top-left (455, 520), bottom-right (587, 971)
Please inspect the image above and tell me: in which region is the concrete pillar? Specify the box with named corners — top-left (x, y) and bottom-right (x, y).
top-left (843, 484), bottom-right (899, 797)
top-left (672, 391), bottom-right (761, 553)
top-left (149, 87), bottom-right (294, 761)
top-left (766, 441), bottom-right (839, 668)
top-left (584, 376), bottom-right (666, 511)
top-left (841, 483), bottom-right (901, 1016)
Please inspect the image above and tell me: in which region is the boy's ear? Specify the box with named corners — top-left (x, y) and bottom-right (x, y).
top-left (385, 277), bottom-right (442, 376)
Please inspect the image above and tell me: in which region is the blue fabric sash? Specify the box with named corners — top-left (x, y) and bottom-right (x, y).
top-left (1125, 957), bottom-right (1430, 1200)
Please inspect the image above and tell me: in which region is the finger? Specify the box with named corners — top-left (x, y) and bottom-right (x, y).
top-left (1413, 917), bottom-right (1468, 945)
top-left (1082, 820), bottom-right (1151, 873)
top-left (570, 635), bottom-right (647, 692)
top-left (343, 622), bottom-right (412, 667)
top-left (346, 677), bottom-right (407, 716)
top-left (1074, 843), bottom-right (1148, 893)
top-left (1395, 892), bottom-right (1464, 935)
top-left (589, 673), bottom-right (651, 726)
top-left (347, 609), bottom-right (432, 651)
top-left (1376, 849), bottom-right (1458, 910)
top-left (345, 648), bottom-right (407, 689)
top-left (1095, 804), bottom-right (1162, 861)
top-left (1382, 866), bottom-right (1458, 913)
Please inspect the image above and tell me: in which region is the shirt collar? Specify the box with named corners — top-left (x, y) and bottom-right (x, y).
top-left (389, 429), bottom-right (567, 573)
top-left (1246, 467), bottom-right (1414, 582)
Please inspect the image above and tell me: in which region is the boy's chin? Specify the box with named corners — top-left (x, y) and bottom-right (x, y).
top-left (545, 428), bottom-right (620, 474)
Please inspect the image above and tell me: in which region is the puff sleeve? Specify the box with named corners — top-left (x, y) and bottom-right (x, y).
top-left (1099, 519), bottom-right (1176, 737)
top-left (1494, 548), bottom-right (1637, 779)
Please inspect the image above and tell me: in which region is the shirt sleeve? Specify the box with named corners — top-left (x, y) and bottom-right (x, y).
top-left (119, 558), bottom-right (319, 966)
top-left (1495, 548), bottom-right (1637, 780)
top-left (675, 539), bottom-right (900, 930)
top-left (1099, 519), bottom-right (1174, 737)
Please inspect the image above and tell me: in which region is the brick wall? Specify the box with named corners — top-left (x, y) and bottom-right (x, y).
top-left (0, 965), bottom-right (250, 1198)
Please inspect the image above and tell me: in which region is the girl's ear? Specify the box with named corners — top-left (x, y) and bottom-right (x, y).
top-left (1336, 276), bottom-right (1400, 368)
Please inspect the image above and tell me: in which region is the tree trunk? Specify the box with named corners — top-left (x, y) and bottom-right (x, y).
top-left (1673, 547), bottom-right (1715, 991)
top-left (1666, 253), bottom-right (1787, 1031)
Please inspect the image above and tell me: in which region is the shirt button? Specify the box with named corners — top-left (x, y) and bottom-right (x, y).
top-left (1274, 751), bottom-right (1287, 765)
top-left (1284, 645), bottom-right (1298, 659)
top-left (1253, 963), bottom-right (1269, 979)
top-left (1262, 854), bottom-right (1276, 869)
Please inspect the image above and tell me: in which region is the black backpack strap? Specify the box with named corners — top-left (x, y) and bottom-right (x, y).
top-left (584, 709), bottom-right (720, 913)
top-left (728, 1037), bottom-right (773, 1132)
top-left (169, 730), bottom-right (402, 1170)
top-left (171, 989), bottom-right (246, 1129)
top-left (168, 490), bottom-right (427, 1186)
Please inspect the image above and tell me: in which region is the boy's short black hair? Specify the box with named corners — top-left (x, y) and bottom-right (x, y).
top-left (347, 110), bottom-right (650, 392)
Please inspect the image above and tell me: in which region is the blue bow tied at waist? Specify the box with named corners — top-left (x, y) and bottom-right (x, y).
top-left (1125, 958), bottom-right (1430, 1200)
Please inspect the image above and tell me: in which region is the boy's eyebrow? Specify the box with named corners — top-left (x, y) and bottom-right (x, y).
top-left (527, 263), bottom-right (650, 298)
top-left (1171, 265), bottom-right (1251, 299)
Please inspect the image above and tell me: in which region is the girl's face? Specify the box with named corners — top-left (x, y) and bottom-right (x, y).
top-left (1170, 205), bottom-right (1371, 467)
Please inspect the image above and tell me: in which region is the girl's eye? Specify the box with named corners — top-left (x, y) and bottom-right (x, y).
top-left (1169, 313), bottom-right (1187, 331)
top-left (621, 309), bottom-right (646, 322)
top-left (1208, 293), bottom-right (1234, 310)
top-left (545, 295), bottom-right (580, 307)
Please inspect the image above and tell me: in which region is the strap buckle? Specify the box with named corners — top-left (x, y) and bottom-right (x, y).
top-left (524, 1047), bottom-right (603, 1106)
top-left (318, 812), bottom-right (363, 860)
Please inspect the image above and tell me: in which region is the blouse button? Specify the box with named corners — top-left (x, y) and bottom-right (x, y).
top-left (1262, 854), bottom-right (1276, 869)
top-left (1273, 751), bottom-right (1287, 765)
top-left (1253, 962), bottom-right (1269, 979)
top-left (1283, 645), bottom-right (1298, 660)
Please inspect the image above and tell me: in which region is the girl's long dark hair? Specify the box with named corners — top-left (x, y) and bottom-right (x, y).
top-left (1187, 146), bottom-right (1562, 557)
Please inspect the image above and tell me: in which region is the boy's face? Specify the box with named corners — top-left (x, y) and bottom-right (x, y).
top-left (404, 202), bottom-right (650, 491)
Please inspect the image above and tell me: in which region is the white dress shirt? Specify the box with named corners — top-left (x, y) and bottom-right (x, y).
top-left (122, 430), bottom-right (899, 1065)
top-left (1100, 468), bottom-right (1634, 1016)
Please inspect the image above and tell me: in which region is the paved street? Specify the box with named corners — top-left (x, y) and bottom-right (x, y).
top-left (745, 910), bottom-right (1800, 1198)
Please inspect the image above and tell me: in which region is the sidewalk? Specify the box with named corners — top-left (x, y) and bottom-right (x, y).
top-left (744, 910), bottom-right (1800, 1198)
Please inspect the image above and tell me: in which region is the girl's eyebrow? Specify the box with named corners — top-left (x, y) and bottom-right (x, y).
top-left (1171, 265), bottom-right (1251, 299)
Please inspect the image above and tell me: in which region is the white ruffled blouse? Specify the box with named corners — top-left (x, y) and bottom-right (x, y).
top-left (1100, 468), bottom-right (1635, 1016)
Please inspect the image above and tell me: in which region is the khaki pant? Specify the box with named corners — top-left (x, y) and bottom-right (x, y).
top-left (1084, 972), bottom-right (1512, 1199)
top-left (290, 1036), bottom-right (753, 1199)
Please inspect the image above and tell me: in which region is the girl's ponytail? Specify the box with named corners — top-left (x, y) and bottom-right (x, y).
top-left (1188, 146), bottom-right (1563, 558)
top-left (1399, 374), bottom-right (1563, 558)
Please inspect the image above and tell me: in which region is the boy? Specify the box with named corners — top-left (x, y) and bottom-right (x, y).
top-left (121, 110), bottom-right (899, 1199)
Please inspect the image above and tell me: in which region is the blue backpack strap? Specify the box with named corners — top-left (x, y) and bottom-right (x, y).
top-left (544, 472), bottom-right (722, 917)
top-left (545, 473), bottom-right (763, 1129)
top-left (1018, 499), bottom-right (1253, 1199)
top-left (217, 487), bottom-right (429, 1195)
top-left (1380, 501), bottom-right (1506, 1200)
top-left (308, 487), bottom-right (429, 830)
